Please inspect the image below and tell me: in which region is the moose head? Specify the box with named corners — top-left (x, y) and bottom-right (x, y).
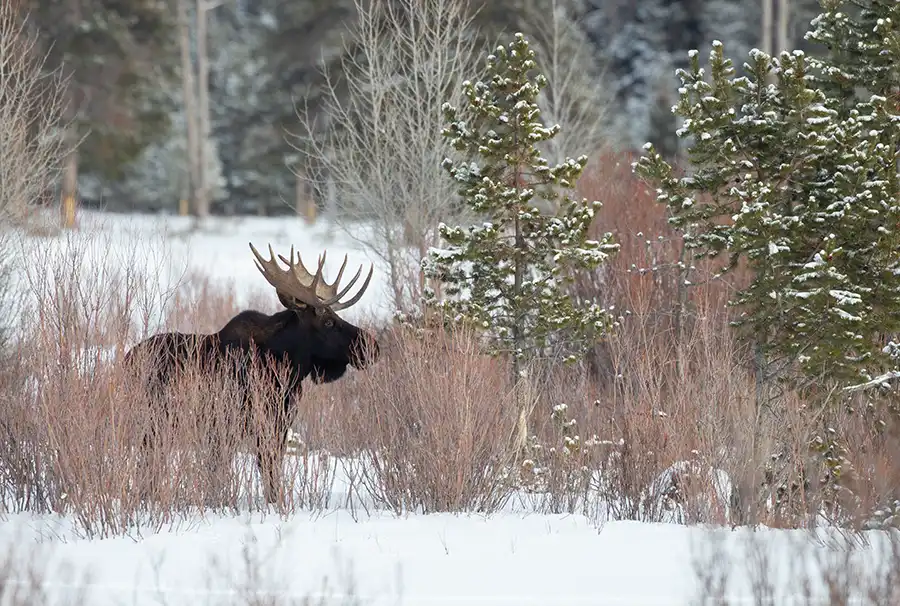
top-left (247, 243), bottom-right (380, 384)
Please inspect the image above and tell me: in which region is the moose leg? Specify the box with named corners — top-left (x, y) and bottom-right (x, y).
top-left (137, 383), bottom-right (169, 504)
top-left (137, 429), bottom-right (155, 503)
top-left (256, 427), bottom-right (288, 506)
top-left (252, 364), bottom-right (300, 506)
top-left (256, 411), bottom-right (290, 506)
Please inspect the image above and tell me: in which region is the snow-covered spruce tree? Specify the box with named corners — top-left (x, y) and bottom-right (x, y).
top-left (634, 34), bottom-right (900, 388)
top-left (423, 33), bottom-right (618, 382)
top-left (806, 0), bottom-right (900, 111)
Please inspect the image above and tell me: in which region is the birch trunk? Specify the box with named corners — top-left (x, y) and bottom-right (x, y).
top-left (761, 0), bottom-right (773, 77)
top-left (776, 0), bottom-right (790, 58)
top-left (177, 0), bottom-right (200, 217)
top-left (196, 0), bottom-right (211, 219)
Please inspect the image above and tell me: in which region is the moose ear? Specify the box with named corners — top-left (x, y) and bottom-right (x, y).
top-left (277, 291), bottom-right (307, 311)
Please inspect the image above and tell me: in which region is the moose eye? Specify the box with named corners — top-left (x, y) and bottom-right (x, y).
top-left (324, 318), bottom-right (335, 328)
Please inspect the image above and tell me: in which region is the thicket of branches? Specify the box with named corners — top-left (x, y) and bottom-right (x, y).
top-left (0, 1), bottom-right (69, 223)
top-left (1, 0), bottom-right (897, 538)
top-left (0, 1), bottom-right (71, 350)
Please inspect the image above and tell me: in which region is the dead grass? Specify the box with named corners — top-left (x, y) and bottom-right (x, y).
top-left (0, 534), bottom-right (91, 606)
top-left (690, 526), bottom-right (900, 605)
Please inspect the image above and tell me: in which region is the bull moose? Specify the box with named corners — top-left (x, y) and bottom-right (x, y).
top-left (124, 243), bottom-right (380, 504)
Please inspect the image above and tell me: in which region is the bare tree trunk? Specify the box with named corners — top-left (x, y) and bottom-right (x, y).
top-left (673, 227), bottom-right (690, 378)
top-left (59, 89), bottom-right (78, 229)
top-left (177, 0), bottom-right (199, 217)
top-left (761, 0), bottom-right (773, 60)
top-left (60, 136), bottom-right (77, 229)
top-left (59, 0), bottom-right (80, 229)
top-left (195, 0), bottom-right (212, 220)
top-left (512, 214), bottom-right (524, 386)
top-left (295, 169), bottom-right (316, 224)
top-left (776, 0), bottom-right (790, 57)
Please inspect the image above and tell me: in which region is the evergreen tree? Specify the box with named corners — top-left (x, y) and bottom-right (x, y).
top-left (28, 0), bottom-right (178, 184)
top-left (424, 33), bottom-right (618, 379)
top-left (254, 0), bottom-right (355, 213)
top-left (635, 4), bottom-right (900, 386)
top-left (805, 0), bottom-right (900, 382)
top-left (207, 1), bottom-right (269, 212)
top-left (806, 0), bottom-right (900, 106)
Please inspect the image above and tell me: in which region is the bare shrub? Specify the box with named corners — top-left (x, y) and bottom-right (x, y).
top-left (341, 324), bottom-right (520, 514)
top-left (573, 149), bottom-right (752, 380)
top-left (804, 390), bottom-right (900, 531)
top-left (0, 0), bottom-right (73, 353)
top-left (164, 269), bottom-right (277, 335)
top-left (0, 0), bottom-right (71, 224)
top-left (197, 520), bottom-right (373, 606)
top-left (0, 226), bottom-right (181, 518)
top-left (513, 288), bottom-right (900, 529)
top-left (526, 148), bottom-right (835, 526)
top-left (0, 351), bottom-right (45, 511)
top-left (1, 223), bottom-right (336, 536)
top-left (514, 307), bottom-right (727, 523)
top-left (293, 0), bottom-right (486, 314)
top-left (513, 298), bottom-right (805, 526)
top-left (574, 148), bottom-right (686, 312)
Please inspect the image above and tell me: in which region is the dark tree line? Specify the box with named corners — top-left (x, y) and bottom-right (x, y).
top-left (15, 0), bottom-right (826, 217)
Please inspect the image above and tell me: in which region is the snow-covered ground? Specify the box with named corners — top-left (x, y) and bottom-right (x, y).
top-left (3, 491), bottom-right (897, 605)
top-left (1, 210), bottom-right (897, 605)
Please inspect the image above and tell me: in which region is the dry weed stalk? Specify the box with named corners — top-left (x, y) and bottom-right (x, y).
top-left (0, 532), bottom-right (91, 606)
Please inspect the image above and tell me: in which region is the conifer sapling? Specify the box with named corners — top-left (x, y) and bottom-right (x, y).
top-left (423, 33), bottom-right (618, 377)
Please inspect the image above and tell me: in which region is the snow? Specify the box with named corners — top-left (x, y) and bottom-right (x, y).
top-left (2, 210), bottom-right (899, 604)
top-left (3, 511), bottom-right (688, 605)
top-left (2, 492), bottom-right (898, 605)
top-left (4, 210), bottom-right (395, 339)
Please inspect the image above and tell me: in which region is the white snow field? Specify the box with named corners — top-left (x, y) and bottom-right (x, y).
top-left (1, 210), bottom-right (897, 605)
top-left (5, 209), bottom-right (395, 334)
top-left (5, 505), bottom-right (896, 606)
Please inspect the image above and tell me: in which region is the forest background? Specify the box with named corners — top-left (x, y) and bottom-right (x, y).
top-left (23, 0), bottom-right (800, 219)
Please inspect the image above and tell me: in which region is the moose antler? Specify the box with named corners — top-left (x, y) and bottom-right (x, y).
top-left (248, 243), bottom-right (373, 312)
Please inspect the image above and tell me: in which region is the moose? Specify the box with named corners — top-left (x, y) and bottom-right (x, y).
top-left (124, 242), bottom-right (380, 504)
